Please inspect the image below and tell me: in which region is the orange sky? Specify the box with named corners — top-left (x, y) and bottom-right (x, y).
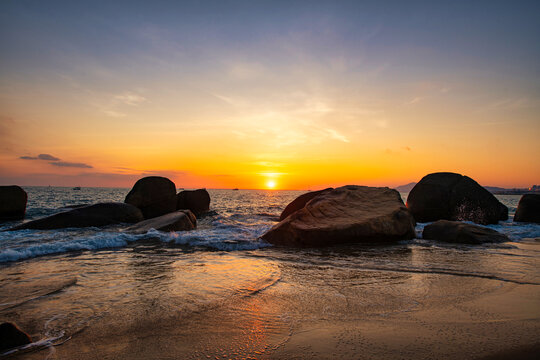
top-left (1, 1), bottom-right (539, 190)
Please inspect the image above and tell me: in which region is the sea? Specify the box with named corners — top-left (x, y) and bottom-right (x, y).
top-left (1, 187), bottom-right (539, 359)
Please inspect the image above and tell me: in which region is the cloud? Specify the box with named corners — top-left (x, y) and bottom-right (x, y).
top-left (103, 110), bottom-right (127, 118)
top-left (325, 128), bottom-right (350, 143)
top-left (20, 153), bottom-right (61, 161)
top-left (50, 161), bottom-right (93, 168)
top-left (115, 92), bottom-right (146, 106)
top-left (406, 97), bottom-right (423, 105)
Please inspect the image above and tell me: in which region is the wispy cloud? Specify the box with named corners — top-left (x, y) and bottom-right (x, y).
top-left (405, 96), bottom-right (423, 105)
top-left (20, 153), bottom-right (61, 161)
top-left (103, 110), bottom-right (127, 118)
top-left (50, 161), bottom-right (93, 168)
top-left (115, 92), bottom-right (147, 106)
top-left (325, 128), bottom-right (349, 143)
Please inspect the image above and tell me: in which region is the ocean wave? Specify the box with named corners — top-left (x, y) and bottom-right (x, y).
top-left (0, 221), bottom-right (273, 263)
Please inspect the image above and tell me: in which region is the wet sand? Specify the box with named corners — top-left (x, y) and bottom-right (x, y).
top-left (11, 246), bottom-right (538, 360)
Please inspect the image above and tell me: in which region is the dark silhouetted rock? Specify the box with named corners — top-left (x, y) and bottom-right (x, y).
top-left (0, 322), bottom-right (32, 351)
top-left (126, 210), bottom-right (196, 234)
top-left (514, 194), bottom-right (540, 223)
top-left (406, 172), bottom-right (508, 225)
top-left (422, 220), bottom-right (509, 244)
top-left (0, 186), bottom-right (27, 221)
top-left (279, 188), bottom-right (332, 221)
top-left (9, 203), bottom-right (143, 230)
top-left (262, 185), bottom-right (416, 247)
top-left (176, 189), bottom-right (210, 216)
top-left (125, 176), bottom-right (177, 219)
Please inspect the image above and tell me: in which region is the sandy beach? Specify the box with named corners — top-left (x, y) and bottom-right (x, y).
top-left (6, 240), bottom-right (537, 360)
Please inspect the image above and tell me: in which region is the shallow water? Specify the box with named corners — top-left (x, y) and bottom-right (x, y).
top-left (0, 187), bottom-right (539, 358)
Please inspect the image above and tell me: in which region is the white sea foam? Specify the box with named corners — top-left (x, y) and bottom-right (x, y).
top-left (0, 221), bottom-right (273, 263)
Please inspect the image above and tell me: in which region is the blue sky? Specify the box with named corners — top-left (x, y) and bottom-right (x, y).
top-left (1, 0), bottom-right (539, 188)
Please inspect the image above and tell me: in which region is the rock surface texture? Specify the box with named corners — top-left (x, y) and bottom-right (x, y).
top-left (406, 172), bottom-right (508, 225)
top-left (262, 185), bottom-right (416, 247)
top-left (125, 176), bottom-right (177, 219)
top-left (9, 202), bottom-right (143, 230)
top-left (279, 188), bottom-right (332, 221)
top-left (422, 220), bottom-right (509, 244)
top-left (176, 189), bottom-right (210, 216)
top-left (514, 194), bottom-right (540, 223)
top-left (0, 322), bottom-right (32, 351)
top-left (126, 210), bottom-right (197, 234)
top-left (0, 186), bottom-right (27, 221)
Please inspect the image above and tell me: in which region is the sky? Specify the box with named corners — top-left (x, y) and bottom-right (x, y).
top-left (1, 0), bottom-right (539, 190)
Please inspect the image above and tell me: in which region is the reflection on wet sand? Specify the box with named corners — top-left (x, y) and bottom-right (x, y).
top-left (2, 240), bottom-right (539, 359)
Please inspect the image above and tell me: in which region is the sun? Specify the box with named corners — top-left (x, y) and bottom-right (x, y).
top-left (266, 179), bottom-right (277, 189)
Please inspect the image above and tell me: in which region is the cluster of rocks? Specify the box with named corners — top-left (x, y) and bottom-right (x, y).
top-left (1, 176), bottom-right (210, 234)
top-left (1, 172), bottom-right (539, 247)
top-left (262, 172), bottom-right (539, 247)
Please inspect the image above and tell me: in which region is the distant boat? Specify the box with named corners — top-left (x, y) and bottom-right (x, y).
top-left (72, 187), bottom-right (81, 190)
top-left (233, 188), bottom-right (239, 191)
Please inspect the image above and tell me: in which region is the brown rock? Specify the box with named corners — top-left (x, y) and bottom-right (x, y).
top-left (0, 322), bottom-right (32, 351)
top-left (0, 186), bottom-right (27, 221)
top-left (279, 188), bottom-right (332, 221)
top-left (176, 189), bottom-right (210, 216)
top-left (261, 185), bottom-right (416, 247)
top-left (422, 220), bottom-right (509, 244)
top-left (406, 172), bottom-right (508, 225)
top-left (514, 194), bottom-right (540, 223)
top-left (125, 176), bottom-right (177, 219)
top-left (126, 210), bottom-right (197, 234)
top-left (9, 202), bottom-right (143, 230)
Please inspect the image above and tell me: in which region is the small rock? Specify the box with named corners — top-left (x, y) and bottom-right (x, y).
top-left (126, 210), bottom-right (197, 234)
top-left (422, 220), bottom-right (509, 244)
top-left (0, 322), bottom-right (32, 351)
top-left (176, 189), bottom-right (210, 216)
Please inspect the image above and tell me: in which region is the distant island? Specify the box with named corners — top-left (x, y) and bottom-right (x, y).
top-left (395, 183), bottom-right (540, 195)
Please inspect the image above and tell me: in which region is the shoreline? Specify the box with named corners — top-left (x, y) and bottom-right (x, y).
top-left (10, 247), bottom-right (539, 360)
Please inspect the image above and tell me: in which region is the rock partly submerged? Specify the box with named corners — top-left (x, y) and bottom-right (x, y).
top-left (0, 185), bottom-right (27, 221)
top-left (126, 210), bottom-right (197, 234)
top-left (423, 220), bottom-right (509, 244)
top-left (176, 189), bottom-right (210, 217)
top-left (9, 202), bottom-right (143, 230)
top-left (125, 176), bottom-right (177, 219)
top-left (406, 172), bottom-right (508, 225)
top-left (514, 194), bottom-right (540, 223)
top-left (0, 322), bottom-right (32, 352)
top-left (279, 188), bottom-right (332, 221)
top-left (262, 185), bottom-right (416, 247)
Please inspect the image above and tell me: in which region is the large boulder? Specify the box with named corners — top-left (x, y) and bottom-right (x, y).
top-left (406, 172), bottom-right (508, 225)
top-left (261, 185), bottom-right (416, 247)
top-left (279, 188), bottom-right (332, 221)
top-left (126, 210), bottom-right (196, 234)
top-left (514, 194), bottom-right (540, 223)
top-left (176, 189), bottom-right (210, 216)
top-left (0, 186), bottom-right (27, 221)
top-left (125, 176), bottom-right (177, 219)
top-left (423, 220), bottom-right (509, 244)
top-left (0, 322), bottom-right (32, 351)
top-left (9, 202), bottom-right (143, 230)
